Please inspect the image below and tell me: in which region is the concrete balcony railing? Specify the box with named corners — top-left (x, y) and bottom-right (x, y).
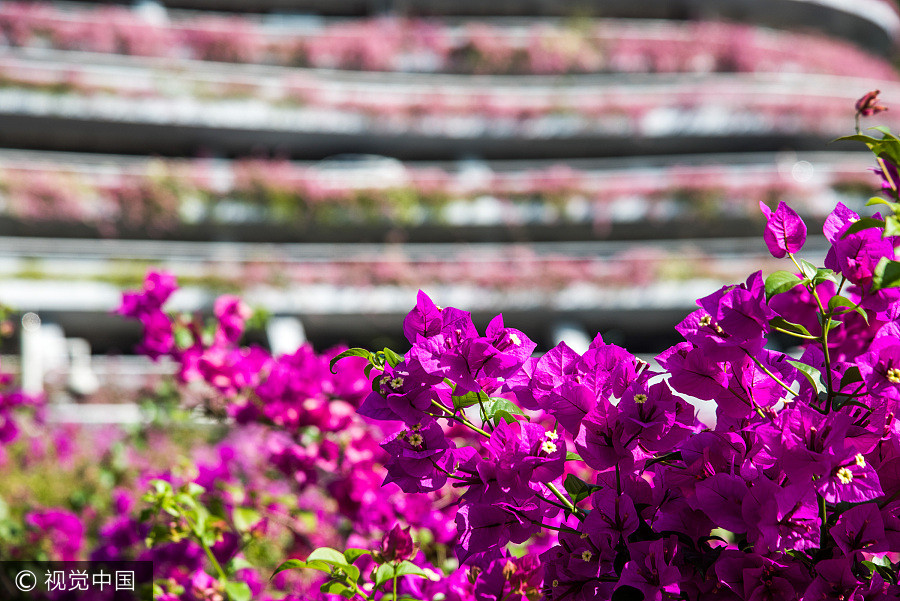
top-left (77, 0), bottom-right (899, 55)
top-left (0, 50), bottom-right (895, 158)
top-left (1, 4), bottom-right (895, 78)
top-left (0, 234), bottom-right (813, 351)
top-left (0, 148), bottom-right (881, 240)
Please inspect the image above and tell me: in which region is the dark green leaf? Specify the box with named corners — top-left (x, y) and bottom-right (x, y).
top-left (271, 559), bottom-right (306, 579)
top-left (839, 365), bottom-right (862, 389)
top-left (769, 316), bottom-right (815, 339)
top-left (764, 271), bottom-right (803, 300)
top-left (842, 218), bottom-right (885, 238)
top-left (563, 474), bottom-right (599, 505)
top-left (873, 257), bottom-right (900, 291)
top-left (382, 347), bottom-right (404, 368)
top-left (329, 348), bottom-right (374, 374)
top-left (644, 451), bottom-right (682, 470)
top-left (788, 360), bottom-right (824, 394)
top-left (827, 295), bottom-right (868, 324)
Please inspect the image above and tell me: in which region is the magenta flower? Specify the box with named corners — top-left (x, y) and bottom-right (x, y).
top-left (381, 524), bottom-right (415, 562)
top-left (759, 201), bottom-right (806, 258)
top-left (831, 502), bottom-right (888, 557)
top-left (616, 538), bottom-right (681, 601)
top-left (402, 290), bottom-right (443, 343)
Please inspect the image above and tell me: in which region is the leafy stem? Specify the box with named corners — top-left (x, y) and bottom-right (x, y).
top-left (182, 510), bottom-right (228, 583)
top-left (788, 252), bottom-right (835, 411)
top-left (747, 353), bottom-right (797, 399)
top-left (546, 481), bottom-right (584, 518)
top-left (430, 399), bottom-right (490, 437)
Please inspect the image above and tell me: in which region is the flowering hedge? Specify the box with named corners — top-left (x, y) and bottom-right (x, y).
top-left (0, 154), bottom-right (878, 232)
top-left (0, 3), bottom-right (894, 78)
top-left (1, 54), bottom-right (898, 142)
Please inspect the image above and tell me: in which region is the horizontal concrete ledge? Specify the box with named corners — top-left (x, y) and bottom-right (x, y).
top-left (0, 113), bottom-right (857, 161)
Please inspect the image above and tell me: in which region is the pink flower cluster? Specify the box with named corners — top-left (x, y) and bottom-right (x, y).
top-left (337, 197), bottom-right (900, 598)
top-left (0, 3), bottom-right (895, 79)
top-left (1, 53), bottom-right (897, 141)
top-left (0, 155), bottom-right (878, 232)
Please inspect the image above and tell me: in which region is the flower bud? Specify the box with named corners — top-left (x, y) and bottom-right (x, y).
top-left (380, 524), bottom-right (414, 562)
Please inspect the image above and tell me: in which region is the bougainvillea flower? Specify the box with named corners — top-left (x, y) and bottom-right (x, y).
top-left (403, 290), bottom-right (443, 343)
top-left (831, 502), bottom-right (887, 557)
top-left (760, 201), bottom-right (806, 258)
top-left (616, 538), bottom-right (681, 601)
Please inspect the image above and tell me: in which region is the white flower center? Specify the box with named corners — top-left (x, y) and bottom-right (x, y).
top-left (836, 467), bottom-right (854, 484)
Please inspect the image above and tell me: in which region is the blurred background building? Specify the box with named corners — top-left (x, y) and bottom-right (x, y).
top-left (0, 0), bottom-right (899, 403)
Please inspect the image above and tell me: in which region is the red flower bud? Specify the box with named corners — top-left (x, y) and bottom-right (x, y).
top-left (856, 90), bottom-right (888, 117)
top-left (380, 524), bottom-right (413, 562)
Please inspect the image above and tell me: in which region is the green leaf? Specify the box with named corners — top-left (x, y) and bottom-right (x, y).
top-left (343, 548), bottom-right (371, 564)
top-left (395, 560), bottom-right (439, 580)
top-left (271, 559), bottom-right (306, 579)
top-left (835, 133), bottom-right (881, 145)
top-left (787, 360), bottom-right (824, 395)
top-left (563, 474), bottom-right (599, 505)
top-left (228, 557), bottom-right (254, 572)
top-left (811, 268), bottom-right (837, 286)
top-left (873, 257), bottom-right (900, 291)
top-left (833, 396), bottom-right (869, 411)
top-left (320, 579), bottom-right (354, 598)
top-left (769, 316), bottom-right (815, 339)
top-left (452, 391), bottom-right (482, 411)
top-left (842, 217), bottom-right (886, 238)
top-left (798, 260), bottom-right (818, 280)
top-left (382, 347), bottom-right (404, 368)
top-left (869, 125), bottom-right (899, 139)
top-left (486, 397), bottom-right (525, 425)
top-left (827, 295), bottom-right (868, 324)
top-left (885, 216), bottom-right (900, 237)
top-left (373, 563), bottom-right (396, 589)
top-left (839, 365), bottom-right (863, 389)
top-left (866, 196), bottom-right (900, 211)
top-left (224, 581), bottom-right (252, 601)
top-left (308, 547), bottom-right (350, 567)
top-left (565, 451), bottom-right (583, 462)
top-left (764, 271), bottom-right (803, 300)
top-left (644, 451), bottom-right (682, 470)
top-left (329, 348), bottom-right (374, 374)
top-left (232, 507), bottom-right (260, 532)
